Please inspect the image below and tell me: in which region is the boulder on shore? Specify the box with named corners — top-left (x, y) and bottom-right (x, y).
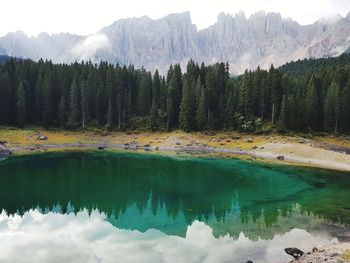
top-left (285, 247), bottom-right (304, 259)
top-left (37, 135), bottom-right (48, 140)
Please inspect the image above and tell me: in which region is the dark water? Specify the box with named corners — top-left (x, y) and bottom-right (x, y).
top-left (0, 151), bottom-right (349, 263)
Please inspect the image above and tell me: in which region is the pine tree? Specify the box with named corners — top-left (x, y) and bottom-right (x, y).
top-left (138, 72), bottom-right (152, 116)
top-left (95, 80), bottom-right (107, 126)
top-left (68, 79), bottom-right (80, 127)
top-left (0, 72), bottom-right (12, 125)
top-left (166, 75), bottom-right (177, 130)
top-left (16, 81), bottom-right (26, 127)
top-left (58, 96), bottom-right (66, 128)
top-left (42, 74), bottom-right (52, 127)
top-left (149, 100), bottom-right (158, 130)
top-left (324, 81), bottom-right (340, 133)
top-left (341, 83), bottom-right (350, 132)
top-left (35, 73), bottom-right (44, 124)
top-left (152, 70), bottom-right (161, 109)
top-left (179, 79), bottom-right (195, 131)
top-left (277, 95), bottom-right (287, 130)
top-left (225, 80), bottom-right (239, 129)
top-left (196, 88), bottom-right (207, 130)
top-left (107, 98), bottom-right (113, 129)
top-left (81, 80), bottom-right (87, 128)
top-left (305, 77), bottom-right (319, 130)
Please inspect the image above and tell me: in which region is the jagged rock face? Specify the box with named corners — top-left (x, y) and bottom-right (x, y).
top-left (0, 11), bottom-right (349, 74)
top-left (99, 12), bottom-right (199, 70)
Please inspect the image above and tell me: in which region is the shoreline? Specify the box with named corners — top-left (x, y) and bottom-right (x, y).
top-left (0, 128), bottom-right (349, 172)
top-left (1, 128), bottom-right (350, 262)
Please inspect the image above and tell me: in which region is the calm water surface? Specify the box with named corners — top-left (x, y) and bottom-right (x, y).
top-left (0, 151), bottom-right (349, 263)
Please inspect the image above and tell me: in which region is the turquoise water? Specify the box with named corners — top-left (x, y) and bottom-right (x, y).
top-left (0, 152), bottom-right (349, 262)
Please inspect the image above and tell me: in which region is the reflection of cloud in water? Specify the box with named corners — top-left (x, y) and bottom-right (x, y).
top-left (0, 209), bottom-right (335, 263)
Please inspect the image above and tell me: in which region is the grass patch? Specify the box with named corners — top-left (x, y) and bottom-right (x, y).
top-left (342, 250), bottom-right (350, 262)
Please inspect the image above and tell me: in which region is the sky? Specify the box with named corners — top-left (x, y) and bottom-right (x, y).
top-left (0, 0), bottom-right (350, 37)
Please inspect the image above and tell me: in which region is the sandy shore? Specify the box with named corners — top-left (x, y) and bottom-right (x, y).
top-left (285, 242), bottom-right (350, 263)
top-left (0, 128), bottom-right (350, 172)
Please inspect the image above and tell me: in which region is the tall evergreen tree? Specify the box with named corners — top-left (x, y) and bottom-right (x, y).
top-left (324, 81), bottom-right (340, 133)
top-left (81, 80), bottom-right (87, 128)
top-left (341, 83), bottom-right (350, 132)
top-left (0, 72), bottom-right (12, 124)
top-left (68, 79), bottom-right (80, 127)
top-left (58, 96), bottom-right (66, 128)
top-left (305, 76), bottom-right (319, 130)
top-left (179, 79), bottom-right (195, 131)
top-left (196, 87), bottom-right (207, 130)
top-left (16, 81), bottom-right (26, 127)
top-left (42, 74), bottom-right (52, 127)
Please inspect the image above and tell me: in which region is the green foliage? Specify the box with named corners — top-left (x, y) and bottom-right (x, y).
top-left (324, 81), bottom-right (340, 133)
top-left (68, 79), bottom-right (80, 127)
top-left (179, 78), bottom-right (196, 131)
top-left (16, 81), bottom-right (26, 127)
top-left (0, 55), bottom-right (350, 133)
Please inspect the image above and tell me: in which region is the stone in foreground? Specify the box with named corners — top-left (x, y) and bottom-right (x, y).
top-left (285, 247), bottom-right (304, 259)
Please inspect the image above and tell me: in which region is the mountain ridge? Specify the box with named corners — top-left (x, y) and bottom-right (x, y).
top-left (1, 11), bottom-right (350, 74)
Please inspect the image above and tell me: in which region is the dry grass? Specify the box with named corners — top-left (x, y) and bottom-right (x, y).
top-left (341, 250), bottom-right (350, 262)
top-left (1, 127), bottom-right (349, 171)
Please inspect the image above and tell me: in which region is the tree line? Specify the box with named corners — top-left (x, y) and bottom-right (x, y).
top-left (0, 55), bottom-right (349, 133)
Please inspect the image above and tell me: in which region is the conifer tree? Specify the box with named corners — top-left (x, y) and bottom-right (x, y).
top-left (42, 74), bottom-right (52, 127)
top-left (81, 80), bottom-right (87, 128)
top-left (107, 98), bottom-right (113, 129)
top-left (149, 100), bottom-right (158, 130)
top-left (196, 88), bottom-right (207, 130)
top-left (16, 81), bottom-right (26, 127)
top-left (341, 83), bottom-right (350, 132)
top-left (305, 77), bottom-right (319, 130)
top-left (324, 81), bottom-right (340, 133)
top-left (68, 79), bottom-right (80, 127)
top-left (0, 72), bottom-right (12, 124)
top-left (58, 96), bottom-right (66, 128)
top-left (179, 79), bottom-right (195, 131)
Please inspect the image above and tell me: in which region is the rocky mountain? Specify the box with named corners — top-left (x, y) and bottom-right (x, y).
top-left (1, 11), bottom-right (350, 74)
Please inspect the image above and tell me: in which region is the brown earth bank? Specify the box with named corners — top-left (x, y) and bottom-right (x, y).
top-left (0, 127), bottom-right (350, 172)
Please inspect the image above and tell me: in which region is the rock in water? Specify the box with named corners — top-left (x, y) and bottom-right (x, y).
top-left (284, 247), bottom-right (304, 259)
top-left (0, 145), bottom-right (12, 155)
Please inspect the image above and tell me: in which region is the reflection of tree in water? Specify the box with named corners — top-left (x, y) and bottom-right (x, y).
top-left (0, 152), bottom-right (349, 239)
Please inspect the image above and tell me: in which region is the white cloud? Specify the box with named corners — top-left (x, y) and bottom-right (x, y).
top-left (71, 34), bottom-right (109, 60)
top-left (0, 0), bottom-right (349, 37)
top-left (0, 209), bottom-right (335, 263)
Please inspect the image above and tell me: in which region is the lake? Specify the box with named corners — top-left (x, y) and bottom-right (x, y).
top-left (0, 151), bottom-right (349, 263)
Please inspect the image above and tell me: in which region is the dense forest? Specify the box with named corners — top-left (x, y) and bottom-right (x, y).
top-left (0, 54), bottom-right (349, 133)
